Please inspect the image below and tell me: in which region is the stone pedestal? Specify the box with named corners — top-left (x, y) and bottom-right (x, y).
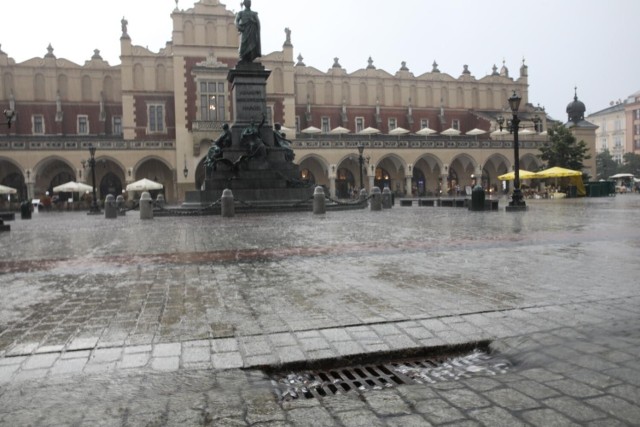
top-left (184, 61), bottom-right (314, 209)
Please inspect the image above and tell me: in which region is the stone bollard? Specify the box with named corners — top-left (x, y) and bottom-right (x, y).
top-left (359, 188), bottom-right (368, 202)
top-left (221, 188), bottom-right (235, 218)
top-left (156, 194), bottom-right (165, 209)
top-left (139, 191), bottom-right (154, 220)
top-left (20, 201), bottom-right (32, 220)
top-left (104, 194), bottom-right (117, 219)
top-left (313, 186), bottom-right (326, 214)
top-left (116, 195), bottom-right (126, 216)
top-left (370, 187), bottom-right (382, 211)
top-left (382, 187), bottom-right (393, 209)
top-left (469, 185), bottom-right (486, 211)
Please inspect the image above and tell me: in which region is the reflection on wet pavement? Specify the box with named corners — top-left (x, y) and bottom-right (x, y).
top-left (1, 196), bottom-right (640, 425)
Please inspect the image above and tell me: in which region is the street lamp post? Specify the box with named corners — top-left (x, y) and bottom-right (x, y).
top-left (357, 143), bottom-right (365, 190)
top-left (505, 91), bottom-right (527, 212)
top-left (87, 144), bottom-right (101, 214)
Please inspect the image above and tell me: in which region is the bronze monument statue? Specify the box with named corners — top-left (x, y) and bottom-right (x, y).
top-left (235, 0), bottom-right (261, 63)
top-left (273, 123), bottom-right (295, 162)
top-left (205, 123), bottom-right (232, 172)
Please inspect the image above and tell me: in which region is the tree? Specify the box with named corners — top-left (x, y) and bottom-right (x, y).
top-left (596, 149), bottom-right (619, 180)
top-left (621, 153), bottom-right (640, 176)
top-left (538, 124), bottom-right (591, 171)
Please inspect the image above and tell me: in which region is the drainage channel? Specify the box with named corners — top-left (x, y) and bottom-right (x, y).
top-left (269, 347), bottom-right (511, 402)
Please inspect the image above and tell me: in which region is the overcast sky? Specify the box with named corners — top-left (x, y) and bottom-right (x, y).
top-left (1, 0), bottom-right (638, 120)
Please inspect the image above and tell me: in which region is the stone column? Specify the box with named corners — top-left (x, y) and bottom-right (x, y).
top-left (329, 165), bottom-right (337, 198)
top-left (405, 176), bottom-right (413, 196)
top-left (441, 173), bottom-right (449, 196)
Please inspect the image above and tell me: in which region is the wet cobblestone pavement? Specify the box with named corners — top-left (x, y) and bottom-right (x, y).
top-left (1, 196), bottom-right (639, 426)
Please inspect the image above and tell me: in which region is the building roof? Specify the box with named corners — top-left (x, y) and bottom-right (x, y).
top-left (587, 102), bottom-right (625, 118)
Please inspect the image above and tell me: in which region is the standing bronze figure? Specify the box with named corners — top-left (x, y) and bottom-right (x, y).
top-left (236, 0), bottom-right (261, 63)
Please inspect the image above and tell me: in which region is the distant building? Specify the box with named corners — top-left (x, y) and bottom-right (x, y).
top-left (624, 90), bottom-right (640, 155)
top-left (2, 0), bottom-right (570, 203)
top-left (587, 101), bottom-right (626, 162)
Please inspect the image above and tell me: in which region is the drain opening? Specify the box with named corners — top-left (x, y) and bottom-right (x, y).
top-left (270, 348), bottom-right (511, 401)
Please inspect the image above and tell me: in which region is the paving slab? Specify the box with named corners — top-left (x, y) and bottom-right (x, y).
top-left (1, 196), bottom-right (640, 424)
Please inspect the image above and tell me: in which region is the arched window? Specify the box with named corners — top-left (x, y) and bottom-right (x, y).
top-left (472, 88), bottom-right (479, 109)
top-left (342, 82), bottom-right (350, 104)
top-left (56, 74), bottom-right (68, 100)
top-left (376, 83), bottom-right (385, 104)
top-left (34, 73), bottom-right (46, 100)
top-left (184, 21), bottom-right (195, 44)
top-left (272, 68), bottom-right (284, 93)
top-left (426, 86), bottom-right (433, 107)
top-left (410, 85), bottom-right (418, 106)
top-left (324, 81), bottom-right (334, 105)
top-left (133, 64), bottom-right (145, 91)
top-left (103, 76), bottom-right (114, 101)
top-left (486, 88), bottom-right (494, 109)
top-left (393, 85), bottom-right (401, 107)
top-left (359, 82), bottom-right (368, 106)
top-left (3, 72), bottom-right (14, 99)
top-left (205, 21), bottom-right (216, 45)
top-left (156, 64), bottom-right (166, 91)
top-left (457, 87), bottom-right (464, 108)
top-left (306, 81), bottom-right (316, 103)
top-left (81, 75), bottom-right (92, 101)
top-left (441, 87), bottom-right (449, 107)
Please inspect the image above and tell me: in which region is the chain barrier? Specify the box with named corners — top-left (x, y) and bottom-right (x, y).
top-left (121, 192), bottom-right (370, 216)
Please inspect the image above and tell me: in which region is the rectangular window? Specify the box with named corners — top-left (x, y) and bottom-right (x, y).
top-left (388, 118), bottom-right (397, 131)
top-left (636, 110), bottom-right (640, 120)
top-left (452, 119), bottom-right (460, 130)
top-left (295, 116), bottom-right (300, 134)
top-left (614, 137), bottom-right (622, 148)
top-left (148, 104), bottom-right (165, 133)
top-left (113, 116), bottom-right (122, 136)
top-left (636, 124), bottom-right (640, 135)
top-left (420, 119), bottom-right (429, 129)
top-left (355, 117), bottom-right (364, 133)
top-left (321, 116), bottom-right (330, 133)
top-left (32, 115), bottom-right (44, 134)
top-left (199, 80), bottom-right (226, 122)
top-left (601, 121), bottom-right (607, 132)
top-left (77, 115), bottom-right (89, 135)
top-left (600, 137), bottom-right (607, 150)
top-left (615, 120), bottom-right (621, 131)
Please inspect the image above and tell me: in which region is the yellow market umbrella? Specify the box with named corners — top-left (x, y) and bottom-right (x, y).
top-left (533, 167), bottom-right (582, 178)
top-left (534, 167), bottom-right (585, 196)
top-left (497, 170), bottom-right (538, 181)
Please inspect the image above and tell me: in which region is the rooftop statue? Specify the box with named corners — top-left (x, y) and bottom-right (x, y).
top-left (235, 0), bottom-right (261, 63)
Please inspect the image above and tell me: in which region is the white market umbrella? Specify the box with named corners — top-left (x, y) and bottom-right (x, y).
top-left (441, 128), bottom-right (461, 136)
top-left (608, 173), bottom-right (634, 179)
top-left (539, 131), bottom-right (548, 137)
top-left (126, 178), bottom-right (164, 192)
top-left (465, 128), bottom-right (486, 136)
top-left (301, 126), bottom-right (322, 135)
top-left (416, 127), bottom-right (437, 136)
top-left (490, 129), bottom-right (510, 137)
top-left (358, 127), bottom-right (381, 135)
top-left (52, 181), bottom-right (93, 193)
top-left (329, 126), bottom-right (351, 135)
top-left (279, 125), bottom-right (294, 133)
top-left (0, 184), bottom-right (17, 195)
top-left (389, 127), bottom-right (410, 136)
top-left (519, 128), bottom-right (536, 135)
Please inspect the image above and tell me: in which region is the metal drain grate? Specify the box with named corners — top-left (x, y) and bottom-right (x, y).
top-left (271, 349), bottom-right (511, 401)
